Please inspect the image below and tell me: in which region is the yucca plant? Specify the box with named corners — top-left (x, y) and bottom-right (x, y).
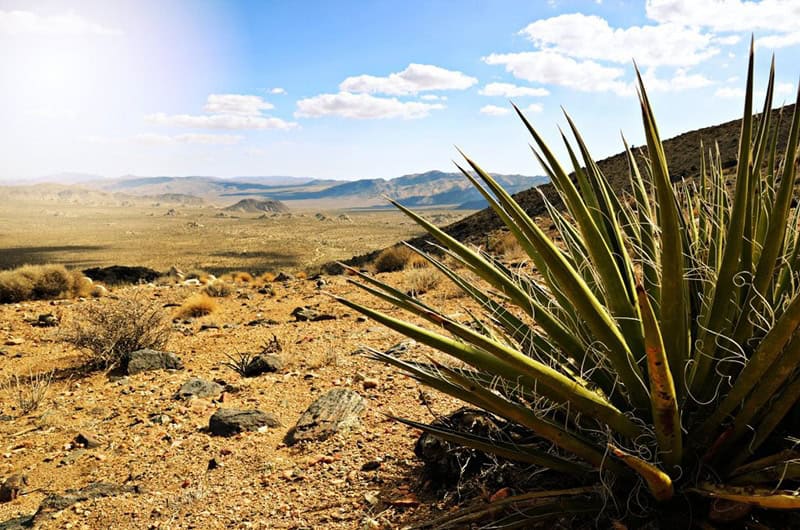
top-left (333, 42), bottom-right (800, 527)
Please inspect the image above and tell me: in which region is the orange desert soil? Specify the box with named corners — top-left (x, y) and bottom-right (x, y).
top-left (0, 273), bottom-right (473, 529)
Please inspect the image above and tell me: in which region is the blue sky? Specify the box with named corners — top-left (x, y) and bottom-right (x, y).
top-left (1, 0), bottom-right (798, 181)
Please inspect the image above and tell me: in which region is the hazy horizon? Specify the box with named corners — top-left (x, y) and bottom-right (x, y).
top-left (2, 0), bottom-right (799, 182)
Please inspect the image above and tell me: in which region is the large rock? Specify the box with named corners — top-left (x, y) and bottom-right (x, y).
top-left (209, 409), bottom-right (280, 437)
top-left (125, 349), bottom-right (183, 375)
top-left (175, 378), bottom-right (223, 400)
top-left (286, 388), bottom-right (365, 445)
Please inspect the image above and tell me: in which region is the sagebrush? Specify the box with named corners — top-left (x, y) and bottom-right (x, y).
top-left (66, 296), bottom-right (171, 369)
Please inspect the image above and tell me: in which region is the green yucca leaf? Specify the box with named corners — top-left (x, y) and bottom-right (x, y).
top-left (462, 142), bottom-right (649, 409)
top-left (634, 65), bottom-right (692, 394)
top-left (689, 40), bottom-right (755, 395)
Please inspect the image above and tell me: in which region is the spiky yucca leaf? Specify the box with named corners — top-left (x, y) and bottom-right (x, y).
top-left (335, 44), bottom-right (800, 526)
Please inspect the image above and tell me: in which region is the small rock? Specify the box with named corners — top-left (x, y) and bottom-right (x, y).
top-left (124, 349), bottom-right (183, 375)
top-left (33, 314), bottom-right (59, 327)
top-left (74, 433), bottom-right (102, 449)
top-left (209, 409), bottom-right (280, 437)
top-left (273, 272), bottom-right (294, 282)
top-left (199, 323), bottom-right (220, 331)
top-left (175, 378), bottom-right (223, 400)
top-left (362, 378), bottom-right (379, 390)
top-left (361, 460), bottom-right (382, 471)
top-left (0, 475), bottom-right (27, 503)
top-left (291, 307), bottom-right (336, 322)
top-left (4, 338), bottom-right (23, 346)
top-left (243, 354), bottom-right (285, 376)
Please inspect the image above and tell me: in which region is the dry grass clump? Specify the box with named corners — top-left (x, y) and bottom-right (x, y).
top-left (203, 281), bottom-right (233, 297)
top-left (224, 271), bottom-right (254, 283)
top-left (1, 370), bottom-right (53, 416)
top-left (177, 293), bottom-right (218, 318)
top-left (259, 272), bottom-right (276, 283)
top-left (490, 230), bottom-right (525, 259)
top-left (405, 268), bottom-right (441, 296)
top-left (65, 297), bottom-right (171, 369)
top-left (0, 264), bottom-right (92, 303)
top-left (373, 245), bottom-right (415, 273)
top-left (295, 271), bottom-right (308, 280)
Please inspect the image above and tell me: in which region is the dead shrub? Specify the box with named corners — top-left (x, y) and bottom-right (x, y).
top-left (1, 370), bottom-right (54, 416)
top-left (65, 297), bottom-right (171, 370)
top-left (203, 281), bottom-right (233, 297)
top-left (259, 272), bottom-right (276, 283)
top-left (177, 293), bottom-right (218, 318)
top-left (490, 231), bottom-right (525, 261)
top-left (0, 264), bottom-right (92, 303)
top-left (295, 271), bottom-right (308, 280)
top-left (405, 268), bottom-right (441, 296)
top-left (374, 245), bottom-right (413, 273)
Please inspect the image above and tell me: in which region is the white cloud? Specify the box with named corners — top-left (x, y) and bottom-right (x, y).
top-left (519, 13), bottom-right (717, 67)
top-left (203, 94), bottom-right (273, 116)
top-left (420, 94), bottom-right (447, 101)
top-left (776, 82), bottom-right (796, 96)
top-left (757, 32), bottom-right (800, 49)
top-left (0, 10), bottom-right (120, 36)
top-left (640, 68), bottom-right (714, 92)
top-left (145, 112), bottom-right (296, 130)
top-left (646, 0), bottom-right (800, 33)
top-left (270, 87), bottom-right (287, 95)
top-left (339, 63), bottom-right (477, 95)
top-left (523, 103), bottom-right (543, 113)
top-left (479, 82), bottom-right (550, 97)
top-left (483, 51), bottom-right (630, 95)
top-left (295, 92), bottom-right (444, 119)
top-left (480, 105), bottom-right (511, 116)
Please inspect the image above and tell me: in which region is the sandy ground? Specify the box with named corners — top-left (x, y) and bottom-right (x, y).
top-left (0, 272), bottom-right (474, 529)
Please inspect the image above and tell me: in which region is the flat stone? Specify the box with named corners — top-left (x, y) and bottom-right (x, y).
top-left (37, 483), bottom-right (139, 515)
top-left (125, 349), bottom-right (183, 375)
top-left (175, 378), bottom-right (223, 400)
top-left (0, 515), bottom-right (34, 530)
top-left (209, 409), bottom-right (280, 437)
top-left (286, 388), bottom-right (366, 445)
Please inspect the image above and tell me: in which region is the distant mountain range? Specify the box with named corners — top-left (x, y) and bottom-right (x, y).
top-left (78, 170), bottom-right (547, 209)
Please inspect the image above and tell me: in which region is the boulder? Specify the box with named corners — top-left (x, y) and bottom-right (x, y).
top-left (124, 349), bottom-right (183, 375)
top-left (209, 409), bottom-right (280, 437)
top-left (286, 388), bottom-right (365, 445)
